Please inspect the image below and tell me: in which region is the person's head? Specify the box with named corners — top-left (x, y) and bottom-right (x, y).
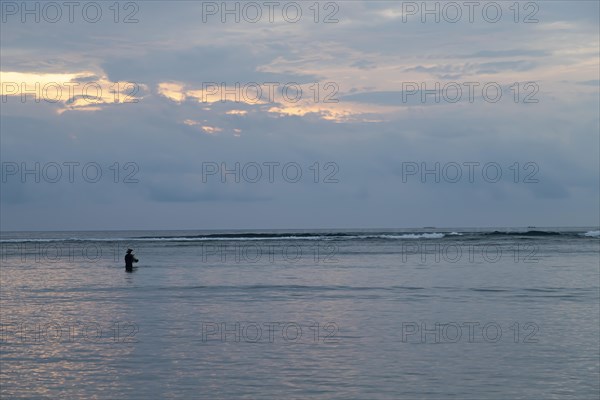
top-left (127, 249), bottom-right (133, 253)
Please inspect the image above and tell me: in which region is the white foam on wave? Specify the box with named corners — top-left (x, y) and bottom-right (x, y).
top-left (582, 230), bottom-right (600, 237)
top-left (143, 234), bottom-right (447, 241)
top-left (376, 233), bottom-right (446, 239)
top-left (132, 236), bottom-right (327, 241)
top-left (0, 233), bottom-right (449, 243)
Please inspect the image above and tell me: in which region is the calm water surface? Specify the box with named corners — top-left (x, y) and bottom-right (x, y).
top-left (1, 228), bottom-right (599, 399)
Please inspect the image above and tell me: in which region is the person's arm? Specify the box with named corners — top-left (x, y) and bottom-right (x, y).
top-left (134, 257), bottom-right (139, 263)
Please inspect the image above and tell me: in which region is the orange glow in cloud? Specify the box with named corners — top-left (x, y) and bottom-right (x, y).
top-left (0, 71), bottom-right (144, 112)
top-left (160, 81), bottom-right (392, 122)
top-left (183, 119), bottom-right (223, 135)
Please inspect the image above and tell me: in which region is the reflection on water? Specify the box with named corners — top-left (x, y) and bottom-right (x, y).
top-left (1, 258), bottom-right (139, 398)
top-left (1, 230), bottom-right (599, 398)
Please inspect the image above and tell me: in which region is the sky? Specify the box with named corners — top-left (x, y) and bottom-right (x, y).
top-left (0, 0), bottom-right (599, 231)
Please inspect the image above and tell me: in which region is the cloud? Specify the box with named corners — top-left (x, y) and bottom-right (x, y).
top-left (1, 1), bottom-right (598, 229)
top-left (0, 71), bottom-right (147, 112)
top-left (101, 46), bottom-right (320, 86)
top-left (577, 80), bottom-right (600, 86)
top-left (465, 49), bottom-right (550, 58)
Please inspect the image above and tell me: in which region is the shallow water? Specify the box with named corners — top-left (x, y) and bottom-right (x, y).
top-left (1, 228), bottom-right (599, 399)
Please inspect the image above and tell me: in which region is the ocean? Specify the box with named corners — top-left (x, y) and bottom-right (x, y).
top-left (1, 228), bottom-right (599, 399)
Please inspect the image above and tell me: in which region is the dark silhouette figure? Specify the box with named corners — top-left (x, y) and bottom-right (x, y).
top-left (125, 249), bottom-right (138, 272)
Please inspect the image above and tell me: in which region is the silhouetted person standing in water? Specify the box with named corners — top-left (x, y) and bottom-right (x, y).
top-left (125, 249), bottom-right (138, 272)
